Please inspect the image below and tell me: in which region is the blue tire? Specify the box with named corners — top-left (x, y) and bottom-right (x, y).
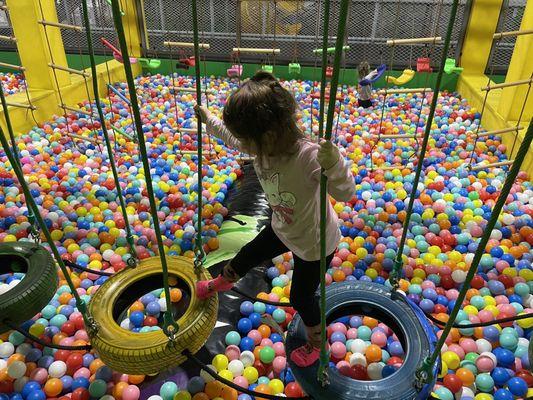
top-left (286, 281), bottom-right (438, 400)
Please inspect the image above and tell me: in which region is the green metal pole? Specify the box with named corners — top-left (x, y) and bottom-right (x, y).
top-left (317, 0), bottom-right (350, 385)
top-left (0, 126), bottom-right (96, 331)
top-left (80, 0), bottom-right (137, 266)
top-left (109, 0), bottom-right (178, 338)
top-left (191, 0), bottom-right (205, 272)
top-left (390, 0), bottom-right (460, 288)
top-left (417, 119), bottom-right (533, 383)
top-left (317, 0), bottom-right (331, 140)
top-left (0, 84), bottom-right (38, 238)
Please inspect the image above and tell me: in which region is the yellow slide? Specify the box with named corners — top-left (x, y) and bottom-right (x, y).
top-left (386, 69), bottom-right (415, 85)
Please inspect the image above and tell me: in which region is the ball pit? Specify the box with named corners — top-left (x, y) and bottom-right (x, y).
top-left (0, 73), bottom-right (26, 96)
top-left (1, 74), bottom-right (532, 399)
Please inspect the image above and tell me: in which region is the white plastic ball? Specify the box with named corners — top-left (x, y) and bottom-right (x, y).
top-left (48, 360), bottom-right (67, 378)
top-left (227, 359), bottom-right (244, 377)
top-left (350, 339), bottom-right (367, 355)
top-left (349, 353), bottom-right (367, 367)
top-left (367, 362), bottom-right (385, 380)
top-left (240, 350), bottom-right (255, 367)
top-left (199, 364), bottom-right (216, 383)
top-left (0, 342), bottom-right (15, 358)
top-left (7, 361), bottom-right (27, 379)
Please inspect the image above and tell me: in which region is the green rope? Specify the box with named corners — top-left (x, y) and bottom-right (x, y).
top-left (0, 126), bottom-right (96, 331)
top-left (109, 0), bottom-right (178, 339)
top-left (389, 0), bottom-right (460, 289)
top-left (0, 85), bottom-right (38, 239)
top-left (317, 0), bottom-right (331, 140)
top-left (80, 0), bottom-right (137, 267)
top-left (317, 0), bottom-right (350, 386)
top-left (417, 119), bottom-right (533, 384)
top-left (191, 0), bottom-right (206, 273)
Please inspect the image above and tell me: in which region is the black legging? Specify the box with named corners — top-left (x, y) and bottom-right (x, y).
top-left (230, 224), bottom-right (334, 327)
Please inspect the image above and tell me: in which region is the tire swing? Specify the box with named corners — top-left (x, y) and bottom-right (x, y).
top-left (285, 0), bottom-right (465, 397)
top-left (0, 242), bottom-right (58, 334)
top-left (87, 0), bottom-right (217, 376)
top-left (286, 282), bottom-right (437, 400)
top-left (88, 256), bottom-right (218, 375)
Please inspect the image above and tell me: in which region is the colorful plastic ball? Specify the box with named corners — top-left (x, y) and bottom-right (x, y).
top-left (88, 379), bottom-right (107, 398)
top-left (506, 377), bottom-right (528, 397)
top-left (212, 355), bottom-right (229, 372)
top-left (160, 382), bottom-right (179, 400)
top-left (476, 373), bottom-right (495, 392)
top-left (259, 346), bottom-right (275, 364)
top-left (225, 331), bottom-right (241, 346)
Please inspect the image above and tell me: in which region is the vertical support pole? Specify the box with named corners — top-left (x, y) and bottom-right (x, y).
top-left (497, 0), bottom-right (533, 122)
top-left (459, 0), bottom-right (504, 74)
top-left (6, 0), bottom-right (70, 89)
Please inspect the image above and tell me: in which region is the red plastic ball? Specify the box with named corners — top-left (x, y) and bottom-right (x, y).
top-left (71, 388), bottom-right (90, 400)
top-left (284, 382), bottom-right (303, 398)
top-left (443, 373), bottom-right (463, 393)
top-left (54, 349), bottom-right (71, 362)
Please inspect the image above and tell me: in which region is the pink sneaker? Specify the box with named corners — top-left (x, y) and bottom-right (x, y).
top-left (197, 275), bottom-right (234, 299)
top-left (290, 343), bottom-right (321, 367)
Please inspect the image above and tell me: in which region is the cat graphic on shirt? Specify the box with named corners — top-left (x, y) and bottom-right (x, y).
top-left (260, 172), bottom-right (296, 224)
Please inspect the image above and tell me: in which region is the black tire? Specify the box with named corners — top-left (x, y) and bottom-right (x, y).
top-left (0, 242), bottom-right (58, 334)
top-left (286, 281), bottom-right (438, 400)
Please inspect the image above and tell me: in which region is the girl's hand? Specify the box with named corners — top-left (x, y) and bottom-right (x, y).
top-left (317, 140), bottom-right (341, 170)
top-left (194, 105), bottom-right (211, 122)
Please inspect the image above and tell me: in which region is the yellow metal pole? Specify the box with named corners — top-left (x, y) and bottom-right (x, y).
top-left (460, 0), bottom-right (504, 75)
top-left (497, 0), bottom-right (533, 122)
top-left (6, 0), bottom-right (70, 90)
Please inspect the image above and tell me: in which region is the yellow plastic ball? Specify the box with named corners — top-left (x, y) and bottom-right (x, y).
top-left (268, 379), bottom-right (284, 394)
top-left (212, 354), bottom-right (229, 372)
top-left (218, 369), bottom-right (233, 381)
top-left (243, 366), bottom-right (258, 384)
top-left (442, 351), bottom-right (460, 370)
top-left (516, 312), bottom-right (533, 329)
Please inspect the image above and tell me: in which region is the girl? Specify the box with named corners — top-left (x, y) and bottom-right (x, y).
top-left (195, 71), bottom-right (355, 367)
top-left (357, 61), bottom-right (379, 108)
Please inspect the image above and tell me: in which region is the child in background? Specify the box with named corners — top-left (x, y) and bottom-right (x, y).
top-left (357, 61), bottom-right (379, 108)
top-left (195, 71), bottom-right (355, 368)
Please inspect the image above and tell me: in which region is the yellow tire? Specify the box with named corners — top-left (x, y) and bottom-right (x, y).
top-left (88, 256), bottom-right (217, 375)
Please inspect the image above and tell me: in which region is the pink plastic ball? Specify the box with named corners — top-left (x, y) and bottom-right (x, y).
top-left (29, 368), bottom-right (48, 384)
top-left (272, 356), bottom-right (286, 374)
top-left (233, 376), bottom-right (248, 388)
top-left (225, 345), bottom-right (241, 361)
top-left (122, 385), bottom-right (140, 400)
top-left (330, 322), bottom-right (347, 335)
top-left (475, 355), bottom-right (495, 372)
top-left (73, 367), bottom-right (91, 379)
top-left (346, 328), bottom-right (358, 340)
top-left (272, 342), bottom-right (285, 357)
top-left (478, 310), bottom-right (494, 323)
top-left (260, 339), bottom-right (273, 347)
top-left (331, 257), bottom-right (342, 268)
top-left (459, 338), bottom-right (477, 354)
top-left (370, 331), bottom-right (387, 347)
top-left (247, 330), bottom-right (262, 345)
top-left (331, 342), bottom-right (347, 359)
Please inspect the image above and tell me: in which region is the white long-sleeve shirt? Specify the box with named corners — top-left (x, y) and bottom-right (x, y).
top-left (206, 115), bottom-right (355, 261)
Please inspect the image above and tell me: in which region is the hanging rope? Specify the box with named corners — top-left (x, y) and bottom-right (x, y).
top-left (316, 0), bottom-right (350, 386)
top-left (389, 0), bottom-right (461, 290)
top-left (80, 0), bottom-right (137, 266)
top-left (109, 0), bottom-right (178, 339)
top-left (191, 0), bottom-right (206, 274)
top-left (416, 119), bottom-right (533, 385)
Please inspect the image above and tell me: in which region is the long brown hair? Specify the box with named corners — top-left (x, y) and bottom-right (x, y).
top-left (222, 71), bottom-right (303, 163)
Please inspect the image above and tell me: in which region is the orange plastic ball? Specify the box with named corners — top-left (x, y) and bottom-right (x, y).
top-left (365, 344), bottom-right (382, 363)
top-left (44, 378), bottom-right (63, 397)
top-left (257, 325), bottom-right (271, 339)
top-left (170, 288), bottom-right (182, 303)
top-left (204, 381), bottom-right (223, 398)
top-left (455, 367), bottom-right (475, 386)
